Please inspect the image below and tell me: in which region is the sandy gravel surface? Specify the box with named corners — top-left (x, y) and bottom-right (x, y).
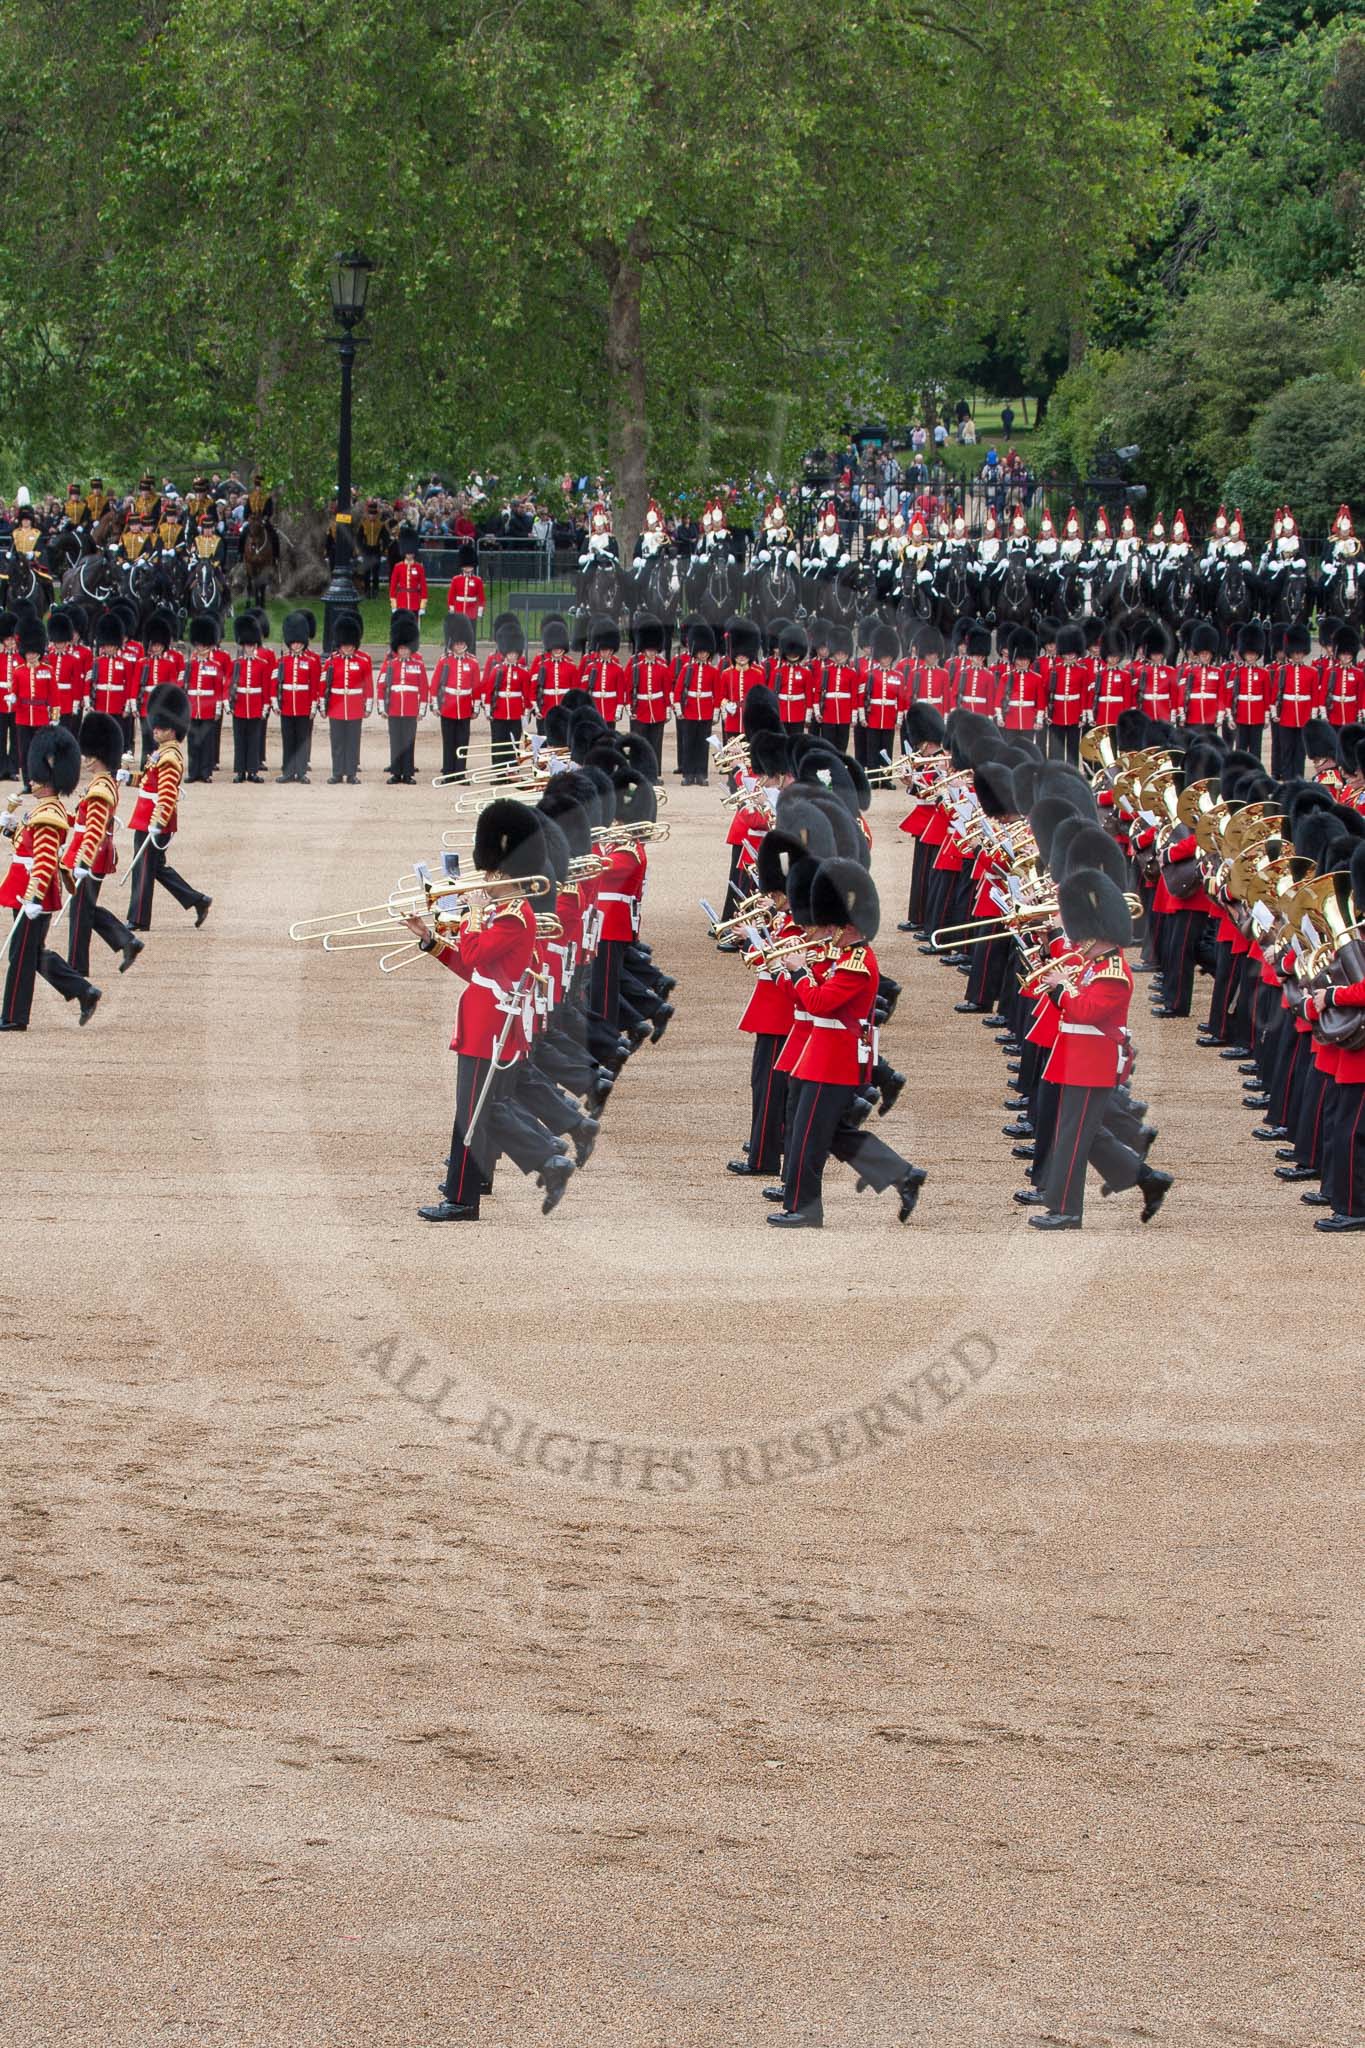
top-left (2, 715), bottom-right (1361, 2048)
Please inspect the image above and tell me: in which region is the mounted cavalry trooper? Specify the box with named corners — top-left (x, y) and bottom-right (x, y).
top-left (579, 500), bottom-right (618, 571)
top-left (1035, 507), bottom-right (1059, 568)
top-left (941, 505), bottom-right (971, 564)
top-left (1203, 505), bottom-right (1231, 570)
top-left (1167, 508), bottom-right (1192, 564)
top-left (977, 506), bottom-right (1003, 570)
top-left (1318, 504), bottom-right (1362, 621)
top-left (1263, 505), bottom-right (1309, 612)
top-left (803, 501), bottom-right (849, 579)
top-left (1114, 504), bottom-right (1140, 564)
top-left (1005, 504), bottom-right (1030, 555)
top-left (1088, 505), bottom-right (1114, 562)
top-left (1144, 514), bottom-right (1167, 577)
top-left (904, 512), bottom-right (935, 600)
top-left (633, 497), bottom-right (669, 561)
top-left (751, 497), bottom-right (798, 575)
top-left (1060, 506), bottom-right (1084, 564)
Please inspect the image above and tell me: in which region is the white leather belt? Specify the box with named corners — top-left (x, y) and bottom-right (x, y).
top-left (1060, 1021), bottom-right (1104, 1037)
top-left (600, 891), bottom-right (633, 905)
top-left (469, 970), bottom-right (522, 1015)
top-left (808, 1017), bottom-right (849, 1031)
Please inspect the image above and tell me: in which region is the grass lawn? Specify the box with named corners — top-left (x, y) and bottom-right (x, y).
top-left (253, 579), bottom-right (576, 651)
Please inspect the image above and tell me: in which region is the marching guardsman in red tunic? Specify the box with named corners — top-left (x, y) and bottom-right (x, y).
top-left (127, 683), bottom-right (211, 932)
top-left (999, 627), bottom-right (1047, 734)
top-left (389, 532), bottom-right (428, 617)
top-left (531, 616), bottom-right (580, 729)
top-left (1178, 621), bottom-right (1227, 740)
top-left (483, 614), bottom-right (534, 761)
top-left (378, 609), bottom-right (428, 784)
top-left (323, 611), bottom-right (373, 784)
top-left (725, 808), bottom-right (831, 1183)
top-left (135, 613), bottom-right (186, 767)
top-left (817, 622), bottom-right (860, 754)
top-left (1, 726), bottom-right (101, 1030)
top-left (674, 618), bottom-right (719, 785)
top-left (1271, 621), bottom-right (1325, 780)
top-left (1022, 869), bottom-right (1171, 1230)
top-left (274, 609), bottom-right (322, 783)
top-left (431, 616), bottom-right (481, 777)
top-left (768, 858), bottom-right (925, 1229)
top-left (63, 710), bottom-right (141, 980)
top-left (953, 624), bottom-right (1000, 721)
top-left (445, 544), bottom-right (485, 646)
top-left (1047, 624), bottom-right (1095, 764)
top-left (410, 800), bottom-right (573, 1225)
top-left (625, 612), bottom-right (673, 775)
top-left (228, 612), bottom-right (273, 782)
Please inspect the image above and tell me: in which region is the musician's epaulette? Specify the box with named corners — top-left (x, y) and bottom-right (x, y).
top-left (29, 797), bottom-right (69, 835)
top-left (86, 772), bottom-right (118, 809)
top-left (1095, 956), bottom-right (1129, 980)
top-left (842, 946), bottom-right (871, 974)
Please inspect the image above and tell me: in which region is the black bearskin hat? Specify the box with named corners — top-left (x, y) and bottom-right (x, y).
top-left (1030, 791), bottom-right (1085, 862)
top-left (743, 684), bottom-right (783, 737)
top-left (233, 612), bottom-right (260, 648)
top-left (1237, 621), bottom-right (1265, 659)
top-left (632, 611), bottom-right (665, 654)
top-left (95, 612), bottom-right (124, 650)
top-left (749, 729), bottom-right (790, 779)
top-left (17, 617), bottom-right (47, 660)
top-left (78, 710), bottom-right (123, 775)
top-left (542, 615), bottom-right (570, 654)
top-left (809, 856), bottom-right (880, 940)
top-left (613, 730), bottom-right (663, 780)
top-left (47, 608), bottom-right (73, 647)
top-left (588, 615), bottom-right (619, 655)
top-left (1284, 622), bottom-right (1312, 658)
top-left (495, 613), bottom-right (528, 656)
top-left (27, 725), bottom-right (82, 795)
top-left (446, 614), bottom-right (476, 651)
top-left (189, 616), bottom-right (220, 649)
top-left (1056, 623), bottom-right (1087, 658)
top-left (686, 618), bottom-right (715, 658)
top-left (1189, 621), bottom-right (1219, 658)
top-left (145, 611), bottom-right (175, 651)
top-left (975, 760), bottom-right (1017, 819)
top-left (779, 623), bottom-right (810, 663)
top-left (1304, 718), bottom-right (1340, 762)
top-left (283, 609), bottom-right (316, 645)
top-left (905, 702), bottom-right (946, 748)
top-left (727, 617), bottom-right (762, 661)
top-left (474, 797), bottom-right (547, 883)
top-left (786, 854), bottom-right (821, 927)
top-left (334, 611), bottom-right (363, 648)
top-left (1114, 707), bottom-right (1150, 752)
top-left (390, 609), bottom-right (421, 653)
top-left (536, 811), bottom-right (570, 887)
top-left (613, 766), bottom-right (659, 827)
top-left (536, 788), bottom-right (592, 860)
top-left (1058, 867), bottom-right (1133, 948)
top-left (780, 784), bottom-right (861, 862)
top-left (147, 682), bottom-right (190, 738)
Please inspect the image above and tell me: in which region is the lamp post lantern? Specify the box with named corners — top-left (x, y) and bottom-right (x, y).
top-left (321, 250), bottom-right (374, 654)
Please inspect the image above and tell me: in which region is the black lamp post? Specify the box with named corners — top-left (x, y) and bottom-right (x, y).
top-left (321, 249), bottom-right (374, 653)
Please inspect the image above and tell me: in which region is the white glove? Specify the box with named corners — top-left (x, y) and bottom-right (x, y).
top-left (148, 827), bottom-right (167, 849)
top-left (20, 899), bottom-right (43, 919)
top-left (72, 864), bottom-right (93, 885)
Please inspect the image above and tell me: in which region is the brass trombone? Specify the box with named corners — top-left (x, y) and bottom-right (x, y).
top-left (708, 891), bottom-right (775, 938)
top-left (288, 872), bottom-right (550, 947)
top-left (931, 889), bottom-right (1143, 952)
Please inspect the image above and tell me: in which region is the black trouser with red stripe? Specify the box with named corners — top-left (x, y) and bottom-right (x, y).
top-left (440, 718), bottom-right (471, 778)
top-left (127, 831), bottom-right (205, 931)
top-left (1326, 1079), bottom-right (1365, 1217)
top-left (67, 875), bottom-right (134, 977)
top-left (1156, 906), bottom-right (1202, 1016)
top-left (1271, 725), bottom-right (1307, 780)
top-left (490, 718), bottom-right (521, 761)
top-left (187, 719), bottom-right (218, 782)
top-left (278, 714), bottom-right (314, 780)
top-left (630, 718), bottom-right (666, 777)
top-left (781, 1077), bottom-right (911, 1218)
top-left (746, 1032), bottom-right (788, 1175)
top-left (676, 718), bottom-right (710, 782)
top-left (1042, 1083), bottom-right (1142, 1221)
top-left (442, 1053), bottom-right (561, 1214)
top-left (0, 708), bottom-right (18, 779)
top-left (4, 907), bottom-right (93, 1028)
top-left (386, 716), bottom-right (418, 781)
top-left (589, 937), bottom-right (627, 1032)
top-left (1046, 725), bottom-right (1081, 764)
top-left (232, 715), bottom-right (264, 778)
top-left (817, 721), bottom-right (850, 755)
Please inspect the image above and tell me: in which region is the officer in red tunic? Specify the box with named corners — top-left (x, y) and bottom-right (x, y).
top-left (378, 610), bottom-right (429, 784)
top-left (1025, 869), bottom-right (1171, 1229)
top-left (63, 710), bottom-right (141, 980)
top-left (716, 618), bottom-right (763, 738)
top-left (1047, 624), bottom-right (1094, 763)
top-left (431, 616), bottom-right (481, 777)
top-left (274, 609), bottom-right (322, 783)
top-left (625, 611), bottom-right (673, 775)
top-left (389, 533), bottom-right (428, 618)
top-left (768, 858), bottom-right (925, 1228)
top-left (46, 609), bottom-right (86, 738)
top-left (953, 624), bottom-right (1000, 720)
top-left (1137, 621), bottom-right (1182, 724)
top-left (1323, 623), bottom-right (1363, 730)
top-left (1227, 621), bottom-right (1274, 758)
top-left (185, 618), bottom-right (227, 782)
top-left (1091, 625), bottom-right (1137, 729)
top-left (88, 613), bottom-right (135, 756)
top-left (674, 618), bottom-right (719, 785)
top-left (228, 612), bottom-right (273, 782)
top-left (411, 799), bottom-right (574, 1224)
top-left (1, 726), bottom-right (101, 1030)
top-left (1272, 621), bottom-right (1325, 780)
top-left (323, 612), bottom-right (373, 784)
top-left (127, 683), bottom-right (212, 932)
top-left (444, 543), bottom-right (485, 648)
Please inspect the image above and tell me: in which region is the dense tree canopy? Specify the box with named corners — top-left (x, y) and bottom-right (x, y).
top-left (0, 0), bottom-right (1207, 534)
